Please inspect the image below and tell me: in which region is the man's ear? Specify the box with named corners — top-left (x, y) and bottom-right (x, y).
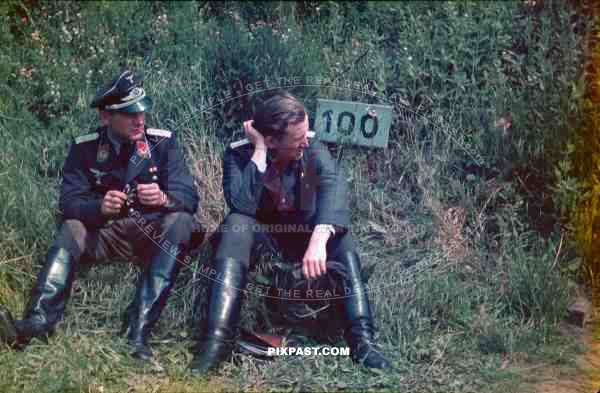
top-left (99, 110), bottom-right (112, 126)
top-left (264, 135), bottom-right (277, 149)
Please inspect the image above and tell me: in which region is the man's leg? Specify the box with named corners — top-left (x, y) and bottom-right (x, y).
top-left (123, 212), bottom-right (195, 361)
top-left (328, 232), bottom-right (394, 371)
top-left (0, 219), bottom-right (89, 347)
top-left (188, 212), bottom-right (262, 375)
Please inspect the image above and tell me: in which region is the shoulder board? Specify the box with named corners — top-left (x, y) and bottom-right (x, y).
top-left (74, 132), bottom-right (99, 144)
top-left (229, 130), bottom-right (316, 149)
top-left (146, 128), bottom-right (172, 138)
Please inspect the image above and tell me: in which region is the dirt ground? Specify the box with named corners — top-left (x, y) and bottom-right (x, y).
top-left (530, 321), bottom-right (600, 393)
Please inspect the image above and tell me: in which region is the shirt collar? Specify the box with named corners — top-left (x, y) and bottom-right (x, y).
top-left (106, 128), bottom-right (132, 155)
top-left (266, 149), bottom-right (304, 171)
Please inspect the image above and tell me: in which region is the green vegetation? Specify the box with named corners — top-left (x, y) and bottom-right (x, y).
top-left (0, 1), bottom-right (592, 392)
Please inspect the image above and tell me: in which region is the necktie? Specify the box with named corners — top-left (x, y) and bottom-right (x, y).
top-left (117, 142), bottom-right (134, 165)
top-left (264, 162), bottom-right (295, 212)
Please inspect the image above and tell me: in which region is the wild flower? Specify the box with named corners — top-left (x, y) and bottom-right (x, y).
top-left (19, 67), bottom-right (35, 79)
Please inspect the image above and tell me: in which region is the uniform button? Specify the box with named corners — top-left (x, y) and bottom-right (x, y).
top-left (281, 198), bottom-right (286, 204)
top-left (129, 208), bottom-right (134, 214)
top-left (152, 175), bottom-right (158, 181)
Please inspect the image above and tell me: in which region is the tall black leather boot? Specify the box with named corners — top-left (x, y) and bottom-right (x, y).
top-left (120, 271), bottom-right (142, 336)
top-left (124, 244), bottom-right (186, 361)
top-left (0, 306), bottom-right (18, 346)
top-left (6, 247), bottom-right (77, 346)
top-left (339, 251), bottom-right (394, 371)
top-left (188, 257), bottom-right (248, 375)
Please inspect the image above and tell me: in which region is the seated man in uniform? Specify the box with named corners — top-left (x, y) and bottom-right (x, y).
top-left (188, 92), bottom-right (393, 374)
top-left (0, 70), bottom-right (199, 361)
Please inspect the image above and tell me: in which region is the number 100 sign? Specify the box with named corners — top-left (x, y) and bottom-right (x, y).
top-left (314, 99), bottom-right (392, 148)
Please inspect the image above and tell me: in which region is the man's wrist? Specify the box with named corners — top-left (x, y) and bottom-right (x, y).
top-left (251, 146), bottom-right (268, 173)
top-left (311, 225), bottom-right (333, 245)
top-left (315, 224), bottom-right (336, 237)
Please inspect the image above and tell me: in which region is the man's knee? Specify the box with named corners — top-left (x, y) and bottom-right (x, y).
top-left (162, 212), bottom-right (194, 231)
top-left (328, 231), bottom-right (356, 261)
top-left (223, 213), bottom-right (257, 228)
top-left (221, 213), bottom-right (260, 238)
top-left (160, 212), bottom-right (195, 245)
top-left (214, 214), bottom-right (258, 263)
top-left (54, 219), bottom-right (88, 256)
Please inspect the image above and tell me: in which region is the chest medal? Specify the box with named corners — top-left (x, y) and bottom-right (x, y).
top-left (136, 140), bottom-right (150, 158)
top-left (96, 143), bottom-right (109, 164)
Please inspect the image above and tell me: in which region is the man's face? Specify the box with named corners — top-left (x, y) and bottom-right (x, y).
top-left (266, 114), bottom-right (309, 161)
top-left (102, 111), bottom-right (145, 141)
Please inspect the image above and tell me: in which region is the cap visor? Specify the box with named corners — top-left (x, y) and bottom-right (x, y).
top-left (111, 96), bottom-right (153, 113)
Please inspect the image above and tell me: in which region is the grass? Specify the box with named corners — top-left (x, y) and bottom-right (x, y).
top-left (0, 1), bottom-right (594, 392)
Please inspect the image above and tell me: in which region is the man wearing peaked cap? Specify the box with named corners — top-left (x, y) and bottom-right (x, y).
top-left (0, 70), bottom-right (201, 362)
top-left (90, 70), bottom-right (153, 114)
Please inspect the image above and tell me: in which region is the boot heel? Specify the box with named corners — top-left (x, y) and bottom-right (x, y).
top-left (339, 251), bottom-right (395, 371)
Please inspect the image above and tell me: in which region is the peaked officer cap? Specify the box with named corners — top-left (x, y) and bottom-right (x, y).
top-left (90, 70), bottom-right (153, 113)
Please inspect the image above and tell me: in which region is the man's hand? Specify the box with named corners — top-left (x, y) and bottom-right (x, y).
top-left (137, 183), bottom-right (167, 207)
top-left (244, 120), bottom-right (266, 150)
top-left (302, 228), bottom-right (333, 279)
top-left (244, 120), bottom-right (267, 172)
top-left (101, 190), bottom-right (127, 216)
top-left (302, 241), bottom-right (327, 279)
